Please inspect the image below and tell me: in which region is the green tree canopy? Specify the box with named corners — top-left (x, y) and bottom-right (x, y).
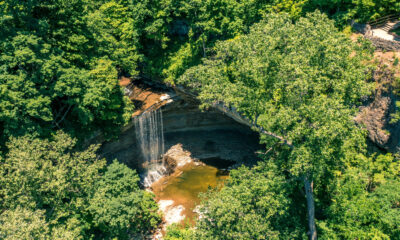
top-left (0, 0), bottom-right (133, 147)
top-left (89, 160), bottom-right (160, 239)
top-left (319, 153), bottom-right (400, 239)
top-left (0, 132), bottom-right (160, 239)
top-left (0, 208), bottom-right (52, 240)
top-left (178, 11), bottom-right (374, 239)
top-left (304, 0), bottom-right (400, 24)
top-left (194, 162), bottom-right (304, 240)
top-left (178, 11), bottom-right (373, 184)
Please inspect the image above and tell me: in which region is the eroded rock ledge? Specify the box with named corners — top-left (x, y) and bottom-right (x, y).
top-left (99, 80), bottom-right (262, 169)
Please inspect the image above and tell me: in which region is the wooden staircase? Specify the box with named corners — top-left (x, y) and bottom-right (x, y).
top-left (381, 21), bottom-right (400, 32)
top-left (368, 14), bottom-right (400, 29)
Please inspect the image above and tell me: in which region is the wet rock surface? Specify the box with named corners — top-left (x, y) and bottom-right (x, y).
top-left (163, 144), bottom-right (193, 174)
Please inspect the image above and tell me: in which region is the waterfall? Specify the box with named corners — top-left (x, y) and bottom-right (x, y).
top-left (134, 108), bottom-right (166, 187)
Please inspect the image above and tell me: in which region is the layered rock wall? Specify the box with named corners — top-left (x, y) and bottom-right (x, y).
top-left (99, 94), bottom-right (262, 170)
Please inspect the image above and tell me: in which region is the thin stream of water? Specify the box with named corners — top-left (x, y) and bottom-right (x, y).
top-left (134, 108), bottom-right (166, 187)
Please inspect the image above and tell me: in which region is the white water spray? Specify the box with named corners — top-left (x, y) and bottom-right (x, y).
top-left (134, 108), bottom-right (166, 187)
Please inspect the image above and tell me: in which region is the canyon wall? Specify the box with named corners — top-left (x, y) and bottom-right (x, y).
top-left (99, 95), bottom-right (262, 170)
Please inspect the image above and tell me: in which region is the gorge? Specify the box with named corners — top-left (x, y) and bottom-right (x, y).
top-left (98, 80), bottom-right (263, 229)
top-left (3, 2), bottom-right (400, 239)
top-left (99, 81), bottom-right (262, 171)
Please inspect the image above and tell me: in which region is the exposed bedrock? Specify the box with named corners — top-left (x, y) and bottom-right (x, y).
top-left (355, 66), bottom-right (400, 153)
top-left (99, 97), bottom-right (262, 170)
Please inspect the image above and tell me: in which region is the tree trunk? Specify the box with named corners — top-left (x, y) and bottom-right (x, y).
top-left (304, 176), bottom-right (317, 240)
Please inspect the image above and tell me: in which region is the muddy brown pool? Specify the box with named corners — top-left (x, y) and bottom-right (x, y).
top-left (151, 162), bottom-right (229, 225)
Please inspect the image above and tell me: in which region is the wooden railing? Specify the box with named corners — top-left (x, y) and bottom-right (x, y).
top-left (368, 14), bottom-right (400, 28)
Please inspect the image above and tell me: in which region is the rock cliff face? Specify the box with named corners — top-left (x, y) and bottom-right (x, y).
top-left (356, 66), bottom-right (400, 152)
top-left (162, 98), bottom-right (261, 162)
top-left (99, 89), bottom-right (262, 170)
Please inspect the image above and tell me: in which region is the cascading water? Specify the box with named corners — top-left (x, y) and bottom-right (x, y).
top-left (134, 108), bottom-right (166, 187)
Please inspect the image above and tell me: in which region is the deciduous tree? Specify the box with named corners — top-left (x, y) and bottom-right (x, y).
top-left (0, 132), bottom-right (160, 239)
top-left (178, 11), bottom-right (373, 239)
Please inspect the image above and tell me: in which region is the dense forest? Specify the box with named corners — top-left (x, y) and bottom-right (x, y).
top-left (1, 0), bottom-right (400, 239)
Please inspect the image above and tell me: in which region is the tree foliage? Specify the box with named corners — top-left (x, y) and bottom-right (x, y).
top-left (1, 0), bottom-right (397, 148)
top-left (1, 0), bottom-right (400, 239)
top-left (319, 153), bottom-right (400, 239)
top-left (87, 0), bottom-right (398, 84)
top-left (304, 0), bottom-right (400, 25)
top-left (1, 0), bottom-right (396, 147)
top-left (0, 0), bottom-right (133, 146)
top-left (89, 160), bottom-right (160, 239)
top-left (177, 11), bottom-right (398, 238)
top-left (0, 208), bottom-right (52, 240)
top-left (178, 11), bottom-right (373, 182)
top-left (165, 224), bottom-right (195, 240)
top-left (0, 132), bottom-right (160, 239)
top-left (194, 162), bottom-right (304, 240)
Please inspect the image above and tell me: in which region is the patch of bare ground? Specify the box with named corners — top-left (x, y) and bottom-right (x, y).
top-left (374, 51), bottom-right (400, 78)
top-left (350, 33), bottom-right (363, 42)
top-left (119, 76), bottom-right (131, 87)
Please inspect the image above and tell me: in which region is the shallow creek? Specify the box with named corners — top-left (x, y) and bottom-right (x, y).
top-left (151, 161), bottom-right (230, 226)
